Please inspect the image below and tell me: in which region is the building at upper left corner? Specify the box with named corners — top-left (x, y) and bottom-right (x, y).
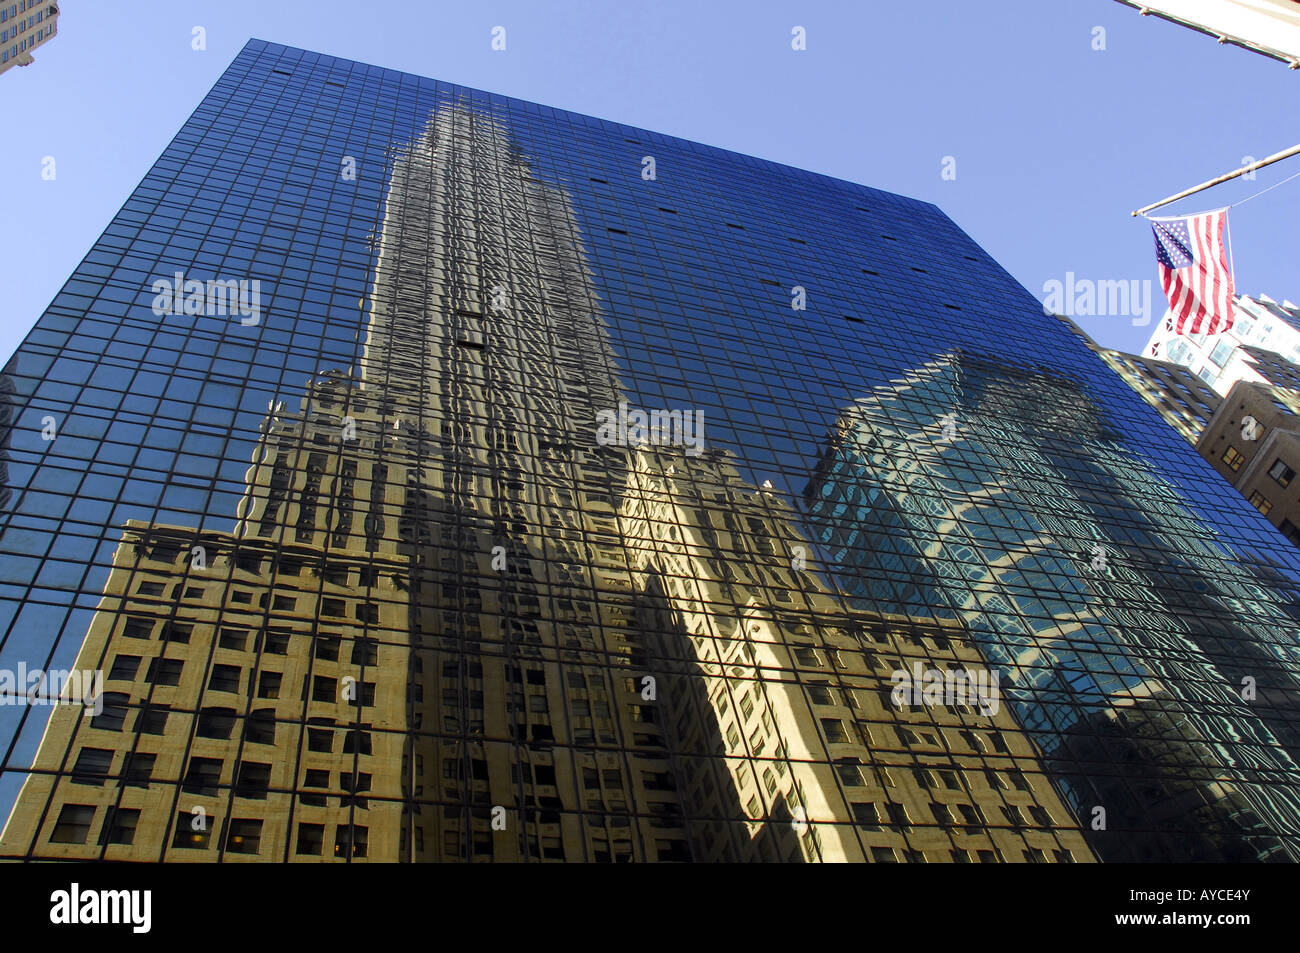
top-left (0, 1), bottom-right (58, 76)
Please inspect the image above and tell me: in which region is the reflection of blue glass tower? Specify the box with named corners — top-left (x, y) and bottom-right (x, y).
top-left (807, 351), bottom-right (1300, 861)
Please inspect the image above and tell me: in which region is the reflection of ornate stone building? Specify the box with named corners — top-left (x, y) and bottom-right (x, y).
top-left (0, 108), bottom-right (1096, 862)
top-left (0, 514), bottom-right (411, 860)
top-left (621, 446), bottom-right (1093, 862)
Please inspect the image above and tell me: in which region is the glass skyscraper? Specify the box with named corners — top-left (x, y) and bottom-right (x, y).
top-left (1, 39), bottom-right (1298, 862)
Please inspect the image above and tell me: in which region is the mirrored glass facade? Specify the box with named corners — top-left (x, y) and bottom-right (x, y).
top-left (2, 39), bottom-right (1300, 862)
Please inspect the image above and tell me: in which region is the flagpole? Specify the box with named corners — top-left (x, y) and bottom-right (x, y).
top-left (1131, 143), bottom-right (1300, 217)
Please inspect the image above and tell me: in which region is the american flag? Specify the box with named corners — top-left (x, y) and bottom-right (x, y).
top-left (1151, 209), bottom-right (1234, 335)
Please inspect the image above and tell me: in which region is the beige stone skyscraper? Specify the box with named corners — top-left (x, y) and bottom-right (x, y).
top-left (0, 2), bottom-right (58, 76)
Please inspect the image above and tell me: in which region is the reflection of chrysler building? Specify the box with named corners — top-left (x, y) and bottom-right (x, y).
top-left (1, 109), bottom-right (1093, 863)
top-left (1, 105), bottom-right (662, 862)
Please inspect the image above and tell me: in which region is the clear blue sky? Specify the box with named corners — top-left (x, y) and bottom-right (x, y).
top-left (2, 0), bottom-right (1296, 360)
